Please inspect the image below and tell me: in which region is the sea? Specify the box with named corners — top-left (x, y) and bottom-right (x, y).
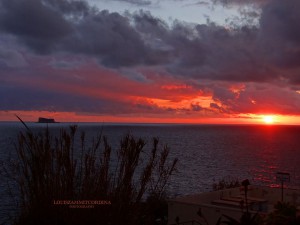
top-left (1, 122), bottom-right (300, 223)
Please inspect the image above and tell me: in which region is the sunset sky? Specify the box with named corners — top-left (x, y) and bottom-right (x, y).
top-left (1, 0), bottom-right (300, 124)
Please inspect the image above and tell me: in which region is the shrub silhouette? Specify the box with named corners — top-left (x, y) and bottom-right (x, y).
top-left (6, 125), bottom-right (177, 225)
top-left (212, 176), bottom-right (241, 191)
top-left (265, 201), bottom-right (300, 225)
top-left (217, 213), bottom-right (262, 225)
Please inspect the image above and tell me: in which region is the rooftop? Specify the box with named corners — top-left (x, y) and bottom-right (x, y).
top-left (168, 185), bottom-right (300, 225)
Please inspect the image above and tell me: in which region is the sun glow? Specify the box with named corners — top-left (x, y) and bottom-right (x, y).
top-left (263, 115), bottom-right (274, 124)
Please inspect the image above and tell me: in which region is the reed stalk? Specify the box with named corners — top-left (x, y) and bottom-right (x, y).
top-left (4, 124), bottom-right (177, 225)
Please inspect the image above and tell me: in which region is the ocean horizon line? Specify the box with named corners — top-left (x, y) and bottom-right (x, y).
top-left (1, 120), bottom-right (300, 127)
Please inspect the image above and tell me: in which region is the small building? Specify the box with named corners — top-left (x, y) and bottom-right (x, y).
top-left (168, 185), bottom-right (300, 225)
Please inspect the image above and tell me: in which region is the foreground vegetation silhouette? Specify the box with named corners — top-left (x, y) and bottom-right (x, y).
top-left (4, 124), bottom-right (177, 225)
top-left (216, 201), bottom-right (300, 225)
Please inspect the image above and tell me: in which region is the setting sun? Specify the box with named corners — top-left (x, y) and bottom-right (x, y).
top-left (263, 115), bottom-right (274, 124)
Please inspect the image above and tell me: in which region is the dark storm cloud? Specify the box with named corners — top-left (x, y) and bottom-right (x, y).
top-left (0, 0), bottom-right (152, 66)
top-left (163, 0), bottom-right (300, 85)
top-left (0, 0), bottom-right (73, 53)
top-left (1, 0), bottom-right (300, 84)
top-left (259, 0), bottom-right (300, 70)
top-left (64, 10), bottom-right (150, 67)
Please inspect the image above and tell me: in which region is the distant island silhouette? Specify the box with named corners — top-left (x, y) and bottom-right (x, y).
top-left (38, 117), bottom-right (57, 123)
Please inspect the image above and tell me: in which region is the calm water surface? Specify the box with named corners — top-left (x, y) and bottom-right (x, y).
top-left (1, 122), bottom-right (300, 222)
